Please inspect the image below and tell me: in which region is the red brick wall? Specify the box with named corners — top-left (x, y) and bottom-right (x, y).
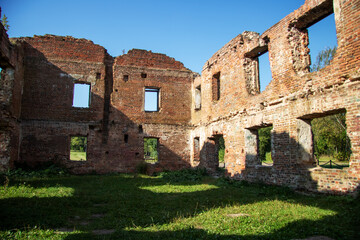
top-left (0, 21), bottom-right (23, 171)
top-left (1, 0), bottom-right (359, 196)
top-left (20, 35), bottom-right (107, 122)
top-left (14, 37), bottom-right (193, 173)
top-left (192, 0), bottom-right (360, 195)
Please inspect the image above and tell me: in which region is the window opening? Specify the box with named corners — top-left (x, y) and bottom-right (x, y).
top-left (258, 126), bottom-right (273, 166)
top-left (193, 137), bottom-right (200, 167)
top-left (212, 72), bottom-right (220, 101)
top-left (124, 134), bottom-right (129, 143)
top-left (308, 13), bottom-right (337, 72)
top-left (70, 136), bottom-right (87, 161)
top-left (73, 83), bottom-right (90, 108)
top-left (141, 73), bottom-right (147, 78)
top-left (123, 75), bottom-right (129, 82)
top-left (144, 137), bottom-right (158, 163)
top-left (195, 85), bottom-right (201, 110)
top-left (96, 72), bottom-right (101, 80)
top-left (311, 112), bottom-right (350, 169)
top-left (245, 125), bottom-right (273, 166)
top-left (258, 51), bottom-right (272, 92)
top-left (244, 43), bottom-right (270, 94)
top-left (138, 125), bottom-right (143, 134)
top-left (216, 135), bottom-right (225, 168)
top-left (144, 88), bottom-right (159, 112)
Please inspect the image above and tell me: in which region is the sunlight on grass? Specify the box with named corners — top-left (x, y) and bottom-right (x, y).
top-left (0, 184), bottom-right (74, 198)
top-left (140, 184), bottom-right (219, 193)
top-left (317, 155), bottom-right (349, 168)
top-left (1, 174), bottom-right (358, 239)
top-left (70, 150), bottom-right (86, 161)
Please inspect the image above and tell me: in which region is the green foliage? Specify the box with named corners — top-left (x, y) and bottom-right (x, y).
top-left (310, 46), bottom-right (337, 72)
top-left (144, 137), bottom-right (158, 161)
top-left (218, 136), bottom-right (225, 163)
top-left (258, 126), bottom-right (272, 162)
top-left (312, 113), bottom-right (351, 161)
top-left (159, 168), bottom-right (207, 182)
top-left (70, 136), bottom-right (87, 152)
top-left (5, 165), bottom-right (68, 178)
top-left (1, 14), bottom-right (9, 32)
top-left (309, 46), bottom-right (351, 162)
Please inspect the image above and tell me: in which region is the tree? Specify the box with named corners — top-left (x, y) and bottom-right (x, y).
top-left (144, 138), bottom-right (158, 160)
top-left (258, 126), bottom-right (272, 162)
top-left (70, 136), bottom-right (87, 152)
top-left (310, 46), bottom-right (337, 72)
top-left (218, 136), bottom-right (225, 163)
top-left (1, 14), bottom-right (9, 32)
top-left (310, 45), bottom-right (351, 161)
top-left (312, 113), bottom-right (351, 161)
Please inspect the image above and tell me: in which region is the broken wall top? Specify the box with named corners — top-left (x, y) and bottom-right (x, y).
top-left (16, 35), bottom-right (108, 63)
top-left (115, 49), bottom-right (190, 71)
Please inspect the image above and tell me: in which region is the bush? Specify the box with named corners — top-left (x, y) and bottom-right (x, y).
top-left (5, 164), bottom-right (68, 178)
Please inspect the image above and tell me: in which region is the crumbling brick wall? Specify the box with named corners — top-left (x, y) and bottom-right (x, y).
top-left (10, 35), bottom-right (194, 173)
top-left (0, 15), bottom-right (23, 171)
top-left (0, 0), bottom-right (358, 195)
top-left (191, 0), bottom-right (360, 195)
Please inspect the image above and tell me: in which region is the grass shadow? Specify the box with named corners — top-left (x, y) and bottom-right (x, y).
top-left (1, 174), bottom-right (359, 239)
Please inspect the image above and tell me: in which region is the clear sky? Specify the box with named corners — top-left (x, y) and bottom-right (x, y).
top-left (1, 0), bottom-right (337, 92)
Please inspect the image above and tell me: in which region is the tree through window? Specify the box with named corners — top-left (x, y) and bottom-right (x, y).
top-left (144, 137), bottom-right (158, 163)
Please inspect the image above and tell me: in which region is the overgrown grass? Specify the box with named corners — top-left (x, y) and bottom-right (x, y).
top-left (1, 170), bottom-right (359, 240)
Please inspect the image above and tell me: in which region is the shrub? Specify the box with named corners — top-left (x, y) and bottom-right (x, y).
top-left (5, 164), bottom-right (68, 178)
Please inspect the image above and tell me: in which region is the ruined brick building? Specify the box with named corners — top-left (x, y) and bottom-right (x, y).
top-left (1, 0), bottom-right (359, 195)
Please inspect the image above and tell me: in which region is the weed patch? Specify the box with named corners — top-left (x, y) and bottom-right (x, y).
top-left (5, 165), bottom-right (69, 179)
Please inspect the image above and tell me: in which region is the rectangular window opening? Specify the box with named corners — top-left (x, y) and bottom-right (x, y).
top-left (70, 136), bottom-right (87, 161)
top-left (258, 50), bottom-right (272, 92)
top-left (123, 75), bottom-right (129, 82)
top-left (245, 125), bottom-right (273, 167)
top-left (124, 134), bottom-right (129, 143)
top-left (193, 137), bottom-right (200, 167)
top-left (216, 135), bottom-right (225, 168)
top-left (212, 72), bottom-right (220, 101)
top-left (73, 83), bottom-right (90, 108)
top-left (258, 125), bottom-right (273, 166)
top-left (141, 73), bottom-right (147, 78)
top-left (195, 85), bottom-right (201, 110)
top-left (144, 88), bottom-right (159, 112)
top-left (144, 137), bottom-right (158, 164)
top-left (308, 13), bottom-right (337, 72)
top-left (310, 112), bottom-right (351, 169)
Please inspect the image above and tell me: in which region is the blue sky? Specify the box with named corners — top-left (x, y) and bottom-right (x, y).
top-left (1, 0), bottom-right (337, 92)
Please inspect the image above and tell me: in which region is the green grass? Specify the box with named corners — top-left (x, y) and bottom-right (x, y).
top-left (70, 151), bottom-right (87, 161)
top-left (318, 155), bottom-right (349, 169)
top-left (1, 173), bottom-right (359, 240)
